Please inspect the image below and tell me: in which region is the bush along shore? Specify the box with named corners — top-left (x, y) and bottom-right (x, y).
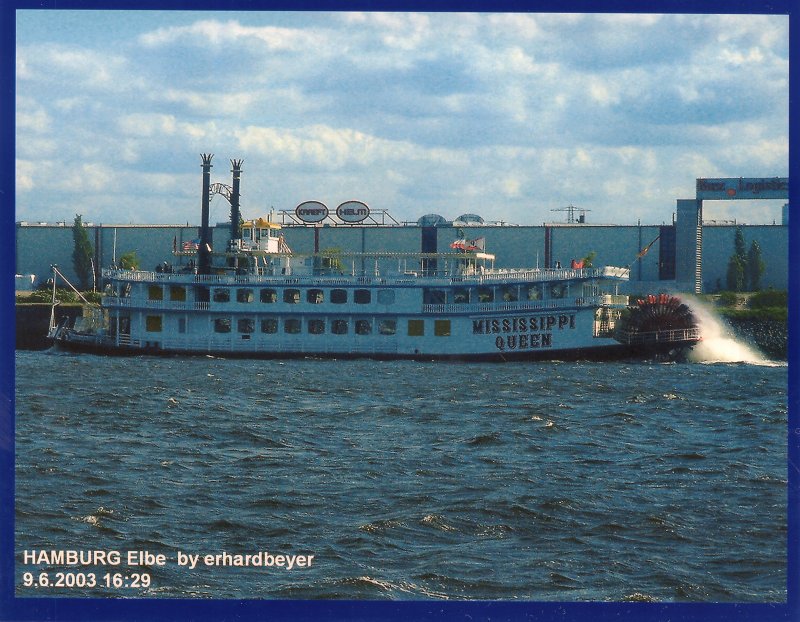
top-left (706, 290), bottom-right (788, 361)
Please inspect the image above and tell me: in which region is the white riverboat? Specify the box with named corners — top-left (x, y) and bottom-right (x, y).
top-left (49, 156), bottom-right (700, 361)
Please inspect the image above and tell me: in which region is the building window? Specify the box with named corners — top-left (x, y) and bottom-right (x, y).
top-left (434, 320), bottom-right (451, 336)
top-left (354, 289), bottom-right (371, 304)
top-left (377, 289), bottom-right (395, 305)
top-left (170, 286), bottom-right (186, 301)
top-left (237, 289), bottom-right (254, 303)
top-left (331, 319), bottom-right (348, 335)
top-left (331, 289), bottom-right (347, 304)
top-left (378, 319), bottom-right (397, 335)
top-left (355, 319), bottom-right (372, 335)
top-left (260, 289), bottom-right (277, 303)
top-left (307, 289), bottom-right (324, 304)
top-left (214, 318), bottom-right (231, 333)
top-left (213, 289), bottom-right (230, 303)
top-left (145, 315), bottom-right (162, 332)
top-left (284, 289), bottom-right (300, 304)
top-left (261, 318), bottom-right (278, 334)
top-left (284, 318), bottom-right (301, 334)
top-left (238, 318), bottom-right (255, 333)
top-left (308, 319), bottom-right (325, 334)
top-left (148, 285), bottom-right (163, 301)
top-left (408, 319), bottom-right (425, 336)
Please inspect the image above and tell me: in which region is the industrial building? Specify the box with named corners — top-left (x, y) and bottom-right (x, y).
top-left (15, 175), bottom-right (789, 295)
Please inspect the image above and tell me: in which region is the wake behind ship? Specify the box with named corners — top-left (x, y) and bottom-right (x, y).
top-left (49, 155), bottom-right (700, 361)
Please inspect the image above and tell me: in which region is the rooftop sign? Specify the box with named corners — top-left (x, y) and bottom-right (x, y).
top-left (295, 201), bottom-right (329, 224)
top-left (696, 177), bottom-right (788, 201)
top-left (336, 200), bottom-right (370, 224)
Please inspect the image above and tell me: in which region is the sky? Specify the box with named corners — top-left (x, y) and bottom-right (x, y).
top-left (15, 10), bottom-right (789, 227)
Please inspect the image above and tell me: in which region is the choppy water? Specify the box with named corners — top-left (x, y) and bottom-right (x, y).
top-left (14, 350), bottom-right (787, 601)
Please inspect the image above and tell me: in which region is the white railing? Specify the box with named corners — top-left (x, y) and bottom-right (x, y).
top-left (616, 327), bottom-right (701, 345)
top-left (101, 265), bottom-right (630, 288)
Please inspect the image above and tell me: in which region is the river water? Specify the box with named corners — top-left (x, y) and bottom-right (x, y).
top-left (14, 344), bottom-right (787, 602)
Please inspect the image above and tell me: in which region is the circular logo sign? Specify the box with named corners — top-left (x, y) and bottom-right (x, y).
top-left (336, 200), bottom-right (370, 223)
top-left (295, 201), bottom-right (329, 223)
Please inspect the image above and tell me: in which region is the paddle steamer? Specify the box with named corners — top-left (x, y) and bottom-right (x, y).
top-left (49, 155), bottom-right (700, 361)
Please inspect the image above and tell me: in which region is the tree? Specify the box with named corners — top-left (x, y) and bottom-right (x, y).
top-left (72, 214), bottom-right (94, 290)
top-left (734, 226), bottom-right (747, 263)
top-left (119, 251), bottom-right (141, 270)
top-left (746, 241), bottom-right (765, 291)
top-left (726, 254), bottom-right (745, 292)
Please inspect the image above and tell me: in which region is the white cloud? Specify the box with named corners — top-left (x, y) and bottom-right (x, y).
top-left (14, 11), bottom-right (788, 227)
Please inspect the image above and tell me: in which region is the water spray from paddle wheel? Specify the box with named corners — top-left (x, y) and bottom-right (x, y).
top-left (625, 294), bottom-right (698, 334)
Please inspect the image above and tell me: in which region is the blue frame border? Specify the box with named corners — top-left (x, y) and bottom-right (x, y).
top-left (2, 1), bottom-right (797, 620)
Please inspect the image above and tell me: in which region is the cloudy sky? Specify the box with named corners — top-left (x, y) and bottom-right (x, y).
top-left (16, 10), bottom-right (789, 227)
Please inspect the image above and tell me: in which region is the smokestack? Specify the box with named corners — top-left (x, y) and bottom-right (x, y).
top-left (198, 153), bottom-right (213, 275)
top-left (230, 159), bottom-right (243, 241)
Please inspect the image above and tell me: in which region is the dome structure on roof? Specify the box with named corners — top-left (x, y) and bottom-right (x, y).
top-left (417, 214), bottom-right (449, 227)
top-left (453, 213), bottom-right (484, 225)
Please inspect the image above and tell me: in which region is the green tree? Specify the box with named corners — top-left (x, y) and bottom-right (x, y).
top-left (72, 214), bottom-right (94, 290)
top-left (746, 241), bottom-right (765, 291)
top-left (733, 226), bottom-right (747, 263)
top-left (726, 254), bottom-right (745, 292)
top-left (119, 251), bottom-right (141, 270)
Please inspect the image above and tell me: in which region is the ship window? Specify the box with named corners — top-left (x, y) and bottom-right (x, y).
top-left (214, 318), bottom-right (231, 333)
top-left (377, 289), bottom-right (395, 305)
top-left (434, 320), bottom-right (451, 336)
top-left (170, 286), bottom-right (186, 301)
top-left (453, 288), bottom-right (469, 304)
top-left (307, 289), bottom-right (324, 304)
top-left (119, 315), bottom-right (131, 335)
top-left (238, 318), bottom-right (255, 333)
top-left (379, 319), bottom-right (397, 335)
top-left (355, 319), bottom-right (372, 335)
top-left (261, 318), bottom-right (278, 334)
top-left (284, 289), bottom-right (300, 304)
top-left (526, 284), bottom-right (542, 300)
top-left (550, 283), bottom-right (567, 299)
top-left (477, 287), bottom-right (493, 303)
top-left (145, 315), bottom-right (162, 332)
top-left (354, 289), bottom-right (371, 304)
top-left (500, 285), bottom-right (518, 302)
top-left (121, 283), bottom-right (132, 298)
top-left (178, 318), bottom-right (186, 333)
top-left (148, 285), bottom-right (163, 301)
top-left (331, 289), bottom-right (347, 304)
top-left (284, 318), bottom-right (301, 334)
top-left (213, 289), bottom-right (230, 303)
top-left (260, 288), bottom-right (277, 303)
top-left (331, 319), bottom-right (348, 335)
top-left (408, 319), bottom-right (424, 336)
top-left (423, 289), bottom-right (446, 304)
top-left (237, 289), bottom-right (254, 303)
top-left (308, 319), bottom-right (325, 334)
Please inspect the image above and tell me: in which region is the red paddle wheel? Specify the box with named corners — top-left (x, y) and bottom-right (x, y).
top-left (626, 294), bottom-right (697, 332)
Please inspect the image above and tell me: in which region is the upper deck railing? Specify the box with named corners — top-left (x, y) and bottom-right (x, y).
top-left (101, 265), bottom-right (630, 288)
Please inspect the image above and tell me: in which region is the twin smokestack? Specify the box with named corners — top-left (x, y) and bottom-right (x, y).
top-left (198, 153), bottom-right (243, 276)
